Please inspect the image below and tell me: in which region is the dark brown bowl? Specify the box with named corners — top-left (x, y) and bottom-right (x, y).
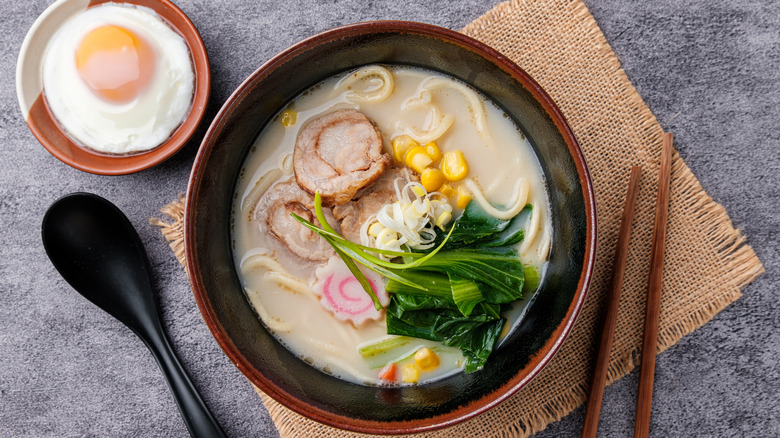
top-left (185, 21), bottom-right (596, 434)
top-left (16, 0), bottom-right (210, 175)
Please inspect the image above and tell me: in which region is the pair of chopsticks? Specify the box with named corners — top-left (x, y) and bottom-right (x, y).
top-left (581, 133), bottom-right (674, 438)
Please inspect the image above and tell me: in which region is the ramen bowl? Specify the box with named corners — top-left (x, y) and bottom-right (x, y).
top-left (185, 21), bottom-right (596, 434)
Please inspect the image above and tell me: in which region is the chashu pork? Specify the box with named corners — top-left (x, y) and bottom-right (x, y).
top-left (293, 109), bottom-right (391, 206)
top-left (252, 178), bottom-right (337, 262)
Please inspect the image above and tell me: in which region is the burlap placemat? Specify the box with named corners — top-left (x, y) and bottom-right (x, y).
top-left (152, 0), bottom-right (764, 435)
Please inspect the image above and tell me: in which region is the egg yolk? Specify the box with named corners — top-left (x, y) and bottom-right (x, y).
top-left (75, 25), bottom-right (156, 103)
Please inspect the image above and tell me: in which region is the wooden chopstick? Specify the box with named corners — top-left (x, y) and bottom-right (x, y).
top-left (581, 165), bottom-right (642, 438)
top-left (634, 132), bottom-right (674, 438)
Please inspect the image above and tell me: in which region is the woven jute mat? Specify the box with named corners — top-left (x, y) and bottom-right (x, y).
top-left (153, 0), bottom-right (764, 435)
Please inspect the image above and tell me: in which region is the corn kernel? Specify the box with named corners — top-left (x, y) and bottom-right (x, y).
top-left (404, 146), bottom-right (433, 174)
top-left (414, 347), bottom-right (440, 371)
top-left (421, 168), bottom-right (446, 193)
top-left (281, 110), bottom-right (297, 127)
top-left (392, 135), bottom-right (418, 162)
top-left (438, 183), bottom-right (457, 199)
top-left (401, 363), bottom-right (420, 383)
top-left (440, 150), bottom-right (469, 181)
top-left (423, 142), bottom-right (442, 162)
top-left (368, 222), bottom-right (384, 238)
top-left (456, 185), bottom-right (471, 209)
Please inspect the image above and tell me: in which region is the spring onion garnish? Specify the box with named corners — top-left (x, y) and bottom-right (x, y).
top-left (359, 180), bottom-right (453, 260)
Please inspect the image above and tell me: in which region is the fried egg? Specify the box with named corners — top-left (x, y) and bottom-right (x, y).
top-left (42, 3), bottom-right (194, 154)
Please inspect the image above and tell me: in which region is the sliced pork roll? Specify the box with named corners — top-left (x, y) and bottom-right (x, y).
top-left (293, 109), bottom-right (391, 206)
top-left (251, 178), bottom-right (337, 262)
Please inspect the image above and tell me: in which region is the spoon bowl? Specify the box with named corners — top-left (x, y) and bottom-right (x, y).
top-left (42, 192), bottom-right (156, 334)
top-left (42, 192), bottom-right (225, 438)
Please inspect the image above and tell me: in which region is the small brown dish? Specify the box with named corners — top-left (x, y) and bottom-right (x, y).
top-left (185, 21), bottom-right (596, 434)
top-left (16, 0), bottom-right (210, 175)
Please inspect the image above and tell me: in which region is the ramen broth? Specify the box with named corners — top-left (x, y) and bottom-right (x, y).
top-left (232, 65), bottom-right (551, 386)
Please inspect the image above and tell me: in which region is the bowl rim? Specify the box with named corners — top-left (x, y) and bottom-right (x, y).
top-left (185, 20), bottom-right (596, 434)
top-left (15, 0), bottom-right (211, 175)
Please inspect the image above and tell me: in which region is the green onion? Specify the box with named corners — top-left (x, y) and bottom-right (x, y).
top-left (358, 336), bottom-right (412, 358)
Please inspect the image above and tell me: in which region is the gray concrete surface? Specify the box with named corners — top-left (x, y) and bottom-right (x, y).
top-left (1, 0), bottom-right (777, 436)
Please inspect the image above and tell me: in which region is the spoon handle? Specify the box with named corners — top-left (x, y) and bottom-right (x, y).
top-left (141, 323), bottom-right (227, 438)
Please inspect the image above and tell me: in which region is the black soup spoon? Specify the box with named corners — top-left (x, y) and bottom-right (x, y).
top-left (41, 192), bottom-right (227, 438)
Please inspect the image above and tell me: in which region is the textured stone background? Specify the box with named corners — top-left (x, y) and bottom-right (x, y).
top-left (1, 0), bottom-right (777, 436)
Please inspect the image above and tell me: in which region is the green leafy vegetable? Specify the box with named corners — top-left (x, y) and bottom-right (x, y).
top-left (411, 248), bottom-right (524, 304)
top-left (385, 295), bottom-right (505, 372)
top-left (522, 265), bottom-right (541, 294)
top-left (480, 205), bottom-right (531, 247)
top-left (385, 271), bottom-right (453, 300)
top-left (448, 274), bottom-right (483, 317)
top-left (293, 197), bottom-right (535, 373)
top-left (434, 201), bottom-right (532, 249)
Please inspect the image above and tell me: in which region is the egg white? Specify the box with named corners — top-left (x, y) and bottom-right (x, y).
top-left (42, 2), bottom-right (195, 154)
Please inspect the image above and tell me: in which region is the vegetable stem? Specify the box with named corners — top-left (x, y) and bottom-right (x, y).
top-left (358, 336), bottom-right (412, 358)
